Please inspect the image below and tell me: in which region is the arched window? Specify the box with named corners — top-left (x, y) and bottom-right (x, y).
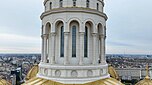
top-left (50, 2), bottom-right (52, 9)
top-left (59, 0), bottom-right (63, 7)
top-left (104, 26), bottom-right (106, 36)
top-left (98, 27), bottom-right (101, 63)
top-left (73, 0), bottom-right (77, 6)
top-left (84, 26), bottom-right (88, 57)
top-left (60, 26), bottom-right (64, 57)
top-left (97, 3), bottom-right (99, 10)
top-left (86, 0), bottom-right (89, 8)
top-left (72, 26), bottom-right (76, 57)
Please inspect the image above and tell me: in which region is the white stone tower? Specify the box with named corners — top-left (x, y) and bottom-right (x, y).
top-left (38, 0), bottom-right (108, 84)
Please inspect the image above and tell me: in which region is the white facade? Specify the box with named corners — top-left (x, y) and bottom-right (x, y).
top-left (37, 0), bottom-right (109, 84)
top-left (116, 68), bottom-right (152, 80)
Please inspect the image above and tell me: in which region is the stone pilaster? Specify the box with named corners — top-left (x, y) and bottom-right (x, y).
top-left (100, 34), bottom-right (106, 64)
top-left (64, 32), bottom-right (70, 65)
top-left (92, 33), bottom-right (97, 65)
top-left (43, 34), bottom-right (48, 63)
top-left (48, 33), bottom-right (51, 63)
top-left (41, 35), bottom-right (44, 62)
top-left (79, 32), bottom-right (84, 65)
top-left (50, 33), bottom-right (56, 64)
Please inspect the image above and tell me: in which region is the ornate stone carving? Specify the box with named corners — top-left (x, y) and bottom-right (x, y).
top-left (87, 70), bottom-right (93, 77)
top-left (101, 69), bottom-right (103, 75)
top-left (71, 70), bottom-right (78, 77)
top-left (55, 70), bottom-right (61, 77)
top-left (44, 68), bottom-right (48, 75)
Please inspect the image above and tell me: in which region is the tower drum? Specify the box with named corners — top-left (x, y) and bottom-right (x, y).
top-left (38, 0), bottom-right (108, 84)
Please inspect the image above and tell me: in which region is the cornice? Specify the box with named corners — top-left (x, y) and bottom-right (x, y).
top-left (44, 0), bottom-right (104, 6)
top-left (44, 0), bottom-right (49, 5)
top-left (40, 7), bottom-right (108, 21)
top-left (97, 0), bottom-right (105, 6)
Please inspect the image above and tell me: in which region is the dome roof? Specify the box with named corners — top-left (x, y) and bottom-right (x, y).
top-left (25, 64), bottom-right (38, 80)
top-left (0, 78), bottom-right (11, 85)
top-left (22, 77), bottom-right (124, 85)
top-left (108, 65), bottom-right (120, 81)
top-left (135, 78), bottom-right (152, 85)
top-left (136, 64), bottom-right (152, 85)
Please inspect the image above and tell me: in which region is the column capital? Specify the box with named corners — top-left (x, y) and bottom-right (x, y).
top-left (92, 33), bottom-right (97, 36)
top-left (41, 34), bottom-right (48, 38)
top-left (99, 34), bottom-right (106, 39)
top-left (79, 32), bottom-right (85, 35)
top-left (41, 35), bottom-right (43, 39)
top-left (64, 32), bottom-right (70, 35)
top-left (50, 32), bottom-right (56, 36)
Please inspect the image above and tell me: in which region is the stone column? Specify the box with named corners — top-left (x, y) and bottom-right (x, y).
top-left (79, 32), bottom-right (84, 65)
top-left (50, 33), bottom-right (56, 64)
top-left (48, 33), bottom-right (51, 63)
top-left (43, 34), bottom-right (48, 63)
top-left (41, 35), bottom-right (44, 62)
top-left (64, 32), bottom-right (69, 65)
top-left (100, 34), bottom-right (106, 64)
top-left (92, 33), bottom-right (97, 65)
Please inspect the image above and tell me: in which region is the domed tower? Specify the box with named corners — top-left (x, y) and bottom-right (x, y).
top-left (23, 0), bottom-right (124, 85)
top-left (135, 64), bottom-right (152, 85)
top-left (38, 0), bottom-right (108, 84)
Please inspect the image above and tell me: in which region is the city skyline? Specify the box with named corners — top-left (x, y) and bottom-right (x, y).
top-left (0, 0), bottom-right (152, 54)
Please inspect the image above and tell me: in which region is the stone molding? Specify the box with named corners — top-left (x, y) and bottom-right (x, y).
top-left (44, 0), bottom-right (105, 7)
top-left (37, 62), bottom-right (109, 84)
top-left (37, 73), bottom-right (110, 84)
top-left (39, 62), bottom-right (108, 69)
top-left (40, 7), bottom-right (108, 20)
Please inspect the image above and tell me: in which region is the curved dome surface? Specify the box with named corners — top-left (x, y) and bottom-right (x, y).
top-left (22, 77), bottom-right (124, 85)
top-left (136, 64), bottom-right (152, 85)
top-left (25, 64), bottom-right (38, 80)
top-left (108, 65), bottom-right (120, 81)
top-left (135, 78), bottom-right (152, 85)
top-left (0, 78), bottom-right (11, 85)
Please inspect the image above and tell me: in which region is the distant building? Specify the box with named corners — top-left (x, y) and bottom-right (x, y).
top-left (116, 68), bottom-right (150, 80)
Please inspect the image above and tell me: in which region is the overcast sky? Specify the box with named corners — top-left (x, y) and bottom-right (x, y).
top-left (0, 0), bottom-right (152, 54)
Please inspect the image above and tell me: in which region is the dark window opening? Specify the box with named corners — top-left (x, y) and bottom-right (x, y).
top-left (59, 0), bottom-right (63, 7)
top-left (84, 26), bottom-right (88, 57)
top-left (73, 0), bottom-right (77, 6)
top-left (86, 0), bottom-right (89, 8)
top-left (60, 26), bottom-right (64, 57)
top-left (72, 26), bottom-right (76, 57)
top-left (97, 3), bottom-right (99, 10)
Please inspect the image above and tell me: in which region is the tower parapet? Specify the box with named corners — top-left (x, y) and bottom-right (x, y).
top-left (43, 0), bottom-right (105, 12)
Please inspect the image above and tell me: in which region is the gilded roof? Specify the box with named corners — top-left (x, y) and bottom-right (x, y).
top-left (135, 79), bottom-right (152, 85)
top-left (0, 78), bottom-right (11, 85)
top-left (136, 64), bottom-right (152, 85)
top-left (22, 77), bottom-right (124, 85)
top-left (108, 65), bottom-right (120, 81)
top-left (25, 64), bottom-right (38, 80)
